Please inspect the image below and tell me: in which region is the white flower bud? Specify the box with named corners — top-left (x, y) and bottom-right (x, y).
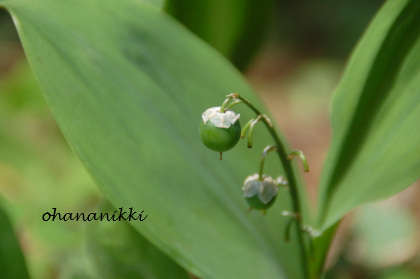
top-left (242, 174), bottom-right (278, 205)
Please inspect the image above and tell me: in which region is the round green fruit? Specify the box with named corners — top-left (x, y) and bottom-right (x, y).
top-left (245, 193), bottom-right (277, 210)
top-left (199, 119), bottom-right (241, 153)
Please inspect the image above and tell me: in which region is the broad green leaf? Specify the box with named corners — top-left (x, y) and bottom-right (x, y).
top-left (308, 223), bottom-right (338, 279)
top-left (1, 0), bottom-right (310, 278)
top-left (165, 0), bottom-right (274, 71)
top-left (86, 200), bottom-right (190, 279)
top-left (318, 0), bottom-right (420, 230)
top-left (0, 206), bottom-right (29, 279)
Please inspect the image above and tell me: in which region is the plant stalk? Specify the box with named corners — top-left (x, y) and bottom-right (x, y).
top-left (235, 95), bottom-right (309, 279)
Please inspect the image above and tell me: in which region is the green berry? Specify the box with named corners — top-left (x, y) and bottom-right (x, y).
top-left (199, 107), bottom-right (241, 153)
top-left (245, 193), bottom-right (277, 210)
top-left (199, 119), bottom-right (241, 153)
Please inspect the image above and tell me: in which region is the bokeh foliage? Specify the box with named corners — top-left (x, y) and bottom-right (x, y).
top-left (0, 0), bottom-right (420, 278)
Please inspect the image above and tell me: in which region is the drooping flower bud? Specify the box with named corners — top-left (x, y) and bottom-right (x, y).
top-left (242, 173), bottom-right (278, 212)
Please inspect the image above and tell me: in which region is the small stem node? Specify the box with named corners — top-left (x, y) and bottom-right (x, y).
top-left (226, 93), bottom-right (239, 99)
top-left (261, 115), bottom-right (273, 128)
top-left (282, 210), bottom-right (301, 220)
top-left (275, 176), bottom-right (289, 190)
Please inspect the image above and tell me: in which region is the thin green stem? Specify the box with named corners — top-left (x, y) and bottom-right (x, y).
top-left (233, 94), bottom-right (310, 279)
top-left (284, 217), bottom-right (295, 242)
top-left (259, 145), bottom-right (278, 181)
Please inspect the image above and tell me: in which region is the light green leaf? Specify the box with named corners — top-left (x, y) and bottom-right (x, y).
top-left (165, 0), bottom-right (274, 71)
top-left (142, 0), bottom-right (165, 9)
top-left (1, 0), bottom-right (309, 278)
top-left (318, 0), bottom-right (420, 230)
top-left (86, 200), bottom-right (190, 279)
top-left (0, 206), bottom-right (29, 279)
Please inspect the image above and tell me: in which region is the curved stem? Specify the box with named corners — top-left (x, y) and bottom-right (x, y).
top-left (220, 93), bottom-right (239, 112)
top-left (288, 150), bottom-right (310, 172)
top-left (241, 119), bottom-right (254, 138)
top-left (259, 145), bottom-right (278, 181)
top-left (247, 115), bottom-right (263, 148)
top-left (233, 94), bottom-right (309, 279)
top-left (220, 97), bottom-right (232, 113)
top-left (226, 99), bottom-right (243, 109)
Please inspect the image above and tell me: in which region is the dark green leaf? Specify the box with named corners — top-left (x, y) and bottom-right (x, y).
top-left (0, 206), bottom-right (29, 279)
top-left (165, 0), bottom-right (274, 71)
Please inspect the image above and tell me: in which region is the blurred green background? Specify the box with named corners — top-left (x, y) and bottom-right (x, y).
top-left (1, 1), bottom-right (420, 278)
